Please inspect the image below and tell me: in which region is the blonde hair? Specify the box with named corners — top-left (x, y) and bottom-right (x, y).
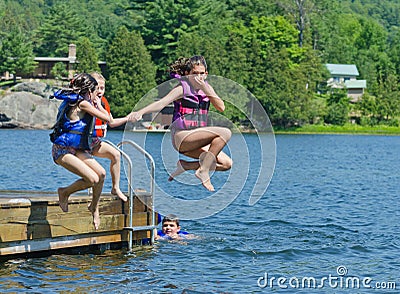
top-left (90, 71), bottom-right (106, 83)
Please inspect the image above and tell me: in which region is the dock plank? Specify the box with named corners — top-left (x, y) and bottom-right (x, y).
top-left (0, 190), bottom-right (157, 257)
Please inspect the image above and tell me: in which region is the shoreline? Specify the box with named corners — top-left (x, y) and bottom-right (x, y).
top-left (2, 125), bottom-right (400, 136)
top-left (272, 124), bottom-right (400, 136)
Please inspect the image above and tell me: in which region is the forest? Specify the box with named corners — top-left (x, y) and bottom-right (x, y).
top-left (1, 0), bottom-right (400, 129)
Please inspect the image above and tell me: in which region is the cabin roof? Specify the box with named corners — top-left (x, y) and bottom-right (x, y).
top-left (345, 79), bottom-right (367, 89)
top-left (326, 64), bottom-right (359, 76)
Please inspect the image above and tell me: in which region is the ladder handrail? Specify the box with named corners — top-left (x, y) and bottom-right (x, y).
top-left (103, 140), bottom-right (133, 203)
top-left (103, 139), bottom-right (156, 248)
top-left (117, 140), bottom-right (155, 197)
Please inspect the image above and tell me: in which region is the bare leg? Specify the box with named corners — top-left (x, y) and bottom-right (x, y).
top-left (92, 142), bottom-right (127, 202)
top-left (109, 156), bottom-right (127, 202)
top-left (88, 171), bottom-right (105, 230)
top-left (58, 179), bottom-right (91, 212)
top-left (168, 159), bottom-right (199, 181)
top-left (108, 148), bottom-right (127, 201)
top-left (172, 127), bottom-right (232, 190)
top-left (56, 152), bottom-right (101, 212)
top-left (58, 187), bottom-right (69, 212)
top-left (195, 151), bottom-right (216, 191)
top-left (88, 192), bottom-right (101, 230)
top-left (81, 156), bottom-right (106, 230)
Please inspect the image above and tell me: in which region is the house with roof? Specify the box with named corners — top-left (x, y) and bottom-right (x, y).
top-left (2, 44), bottom-right (106, 80)
top-left (32, 44), bottom-right (77, 79)
top-left (325, 63), bottom-right (367, 102)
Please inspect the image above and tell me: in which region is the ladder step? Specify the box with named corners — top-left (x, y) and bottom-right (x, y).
top-left (123, 225), bottom-right (157, 231)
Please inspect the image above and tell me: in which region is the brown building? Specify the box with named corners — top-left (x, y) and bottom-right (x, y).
top-left (3, 44), bottom-right (106, 80)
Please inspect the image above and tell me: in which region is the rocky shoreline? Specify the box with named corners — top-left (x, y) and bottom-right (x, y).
top-left (0, 81), bottom-right (61, 129)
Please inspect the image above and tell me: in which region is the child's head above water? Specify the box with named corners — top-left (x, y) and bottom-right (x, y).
top-left (161, 214), bottom-right (181, 236)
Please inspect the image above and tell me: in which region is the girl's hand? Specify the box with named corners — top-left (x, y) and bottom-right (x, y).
top-left (194, 74), bottom-right (207, 88)
top-left (128, 112), bottom-right (142, 122)
top-left (93, 96), bottom-right (102, 108)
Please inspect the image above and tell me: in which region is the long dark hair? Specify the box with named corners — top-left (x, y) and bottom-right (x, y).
top-left (50, 73), bottom-right (98, 106)
top-left (68, 73), bottom-right (98, 98)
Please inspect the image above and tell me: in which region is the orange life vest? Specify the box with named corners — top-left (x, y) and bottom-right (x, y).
top-left (94, 96), bottom-right (110, 137)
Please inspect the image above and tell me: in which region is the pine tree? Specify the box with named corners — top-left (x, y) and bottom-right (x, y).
top-left (34, 3), bottom-right (85, 57)
top-left (106, 26), bottom-right (156, 117)
top-left (0, 30), bottom-right (37, 82)
top-left (75, 37), bottom-right (100, 73)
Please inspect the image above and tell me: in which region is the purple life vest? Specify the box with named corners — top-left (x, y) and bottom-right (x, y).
top-left (171, 75), bottom-right (210, 130)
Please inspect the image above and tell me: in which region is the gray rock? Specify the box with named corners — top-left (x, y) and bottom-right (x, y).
top-left (0, 82), bottom-right (61, 129)
top-left (11, 81), bottom-right (56, 98)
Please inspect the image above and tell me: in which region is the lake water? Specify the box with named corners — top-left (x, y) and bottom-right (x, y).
top-left (0, 129), bottom-right (399, 293)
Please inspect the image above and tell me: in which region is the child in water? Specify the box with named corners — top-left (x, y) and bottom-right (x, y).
top-left (155, 214), bottom-right (195, 240)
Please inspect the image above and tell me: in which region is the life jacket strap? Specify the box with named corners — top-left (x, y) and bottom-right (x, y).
top-left (67, 130), bottom-right (84, 135)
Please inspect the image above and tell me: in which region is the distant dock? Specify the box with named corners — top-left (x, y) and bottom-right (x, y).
top-left (0, 190), bottom-right (158, 258)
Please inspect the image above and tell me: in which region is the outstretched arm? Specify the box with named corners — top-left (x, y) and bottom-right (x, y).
top-left (108, 114), bottom-right (129, 128)
top-left (130, 86), bottom-right (183, 122)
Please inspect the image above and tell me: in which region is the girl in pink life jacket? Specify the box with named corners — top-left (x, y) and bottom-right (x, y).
top-left (129, 56), bottom-right (232, 192)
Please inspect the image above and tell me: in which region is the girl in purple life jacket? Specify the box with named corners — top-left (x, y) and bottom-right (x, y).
top-left (129, 55), bottom-right (232, 192)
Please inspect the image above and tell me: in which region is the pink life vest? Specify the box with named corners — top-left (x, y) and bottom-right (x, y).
top-left (171, 75), bottom-right (210, 130)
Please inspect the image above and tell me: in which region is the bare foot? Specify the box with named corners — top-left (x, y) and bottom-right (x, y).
top-left (195, 169), bottom-right (215, 192)
top-left (168, 160), bottom-right (187, 181)
top-left (88, 204), bottom-right (100, 230)
top-left (58, 187), bottom-right (69, 212)
top-left (111, 188), bottom-right (128, 202)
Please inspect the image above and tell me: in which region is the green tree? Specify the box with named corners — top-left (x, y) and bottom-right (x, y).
top-left (315, 13), bottom-right (362, 64)
top-left (34, 2), bottom-right (86, 57)
top-left (357, 93), bottom-right (377, 126)
top-left (276, 0), bottom-right (316, 47)
top-left (0, 0), bottom-right (42, 38)
top-left (129, 0), bottom-right (232, 80)
top-left (388, 28), bottom-right (400, 77)
top-left (106, 27), bottom-right (156, 116)
top-left (0, 30), bottom-right (36, 82)
top-left (51, 62), bottom-right (69, 79)
top-left (224, 15), bottom-right (323, 127)
top-left (324, 90), bottom-right (349, 126)
top-left (374, 74), bottom-right (400, 123)
top-left (75, 37), bottom-right (100, 73)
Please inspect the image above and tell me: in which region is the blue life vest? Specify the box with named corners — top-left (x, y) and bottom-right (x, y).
top-left (50, 90), bottom-right (94, 150)
top-left (157, 229), bottom-right (189, 240)
top-left (171, 75), bottom-right (210, 130)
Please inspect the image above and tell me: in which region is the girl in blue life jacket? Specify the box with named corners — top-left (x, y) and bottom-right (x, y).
top-left (129, 56), bottom-right (232, 192)
top-left (51, 73), bottom-right (119, 230)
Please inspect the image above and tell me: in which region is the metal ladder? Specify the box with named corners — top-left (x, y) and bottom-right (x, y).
top-left (103, 139), bottom-right (157, 250)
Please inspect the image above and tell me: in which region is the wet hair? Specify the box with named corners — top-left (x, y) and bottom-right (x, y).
top-left (68, 73), bottom-right (98, 97)
top-left (168, 55), bottom-right (208, 77)
top-left (162, 214), bottom-right (180, 227)
top-left (49, 73), bottom-right (98, 106)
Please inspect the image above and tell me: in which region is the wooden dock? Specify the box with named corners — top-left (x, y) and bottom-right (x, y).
top-left (0, 190), bottom-right (158, 258)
